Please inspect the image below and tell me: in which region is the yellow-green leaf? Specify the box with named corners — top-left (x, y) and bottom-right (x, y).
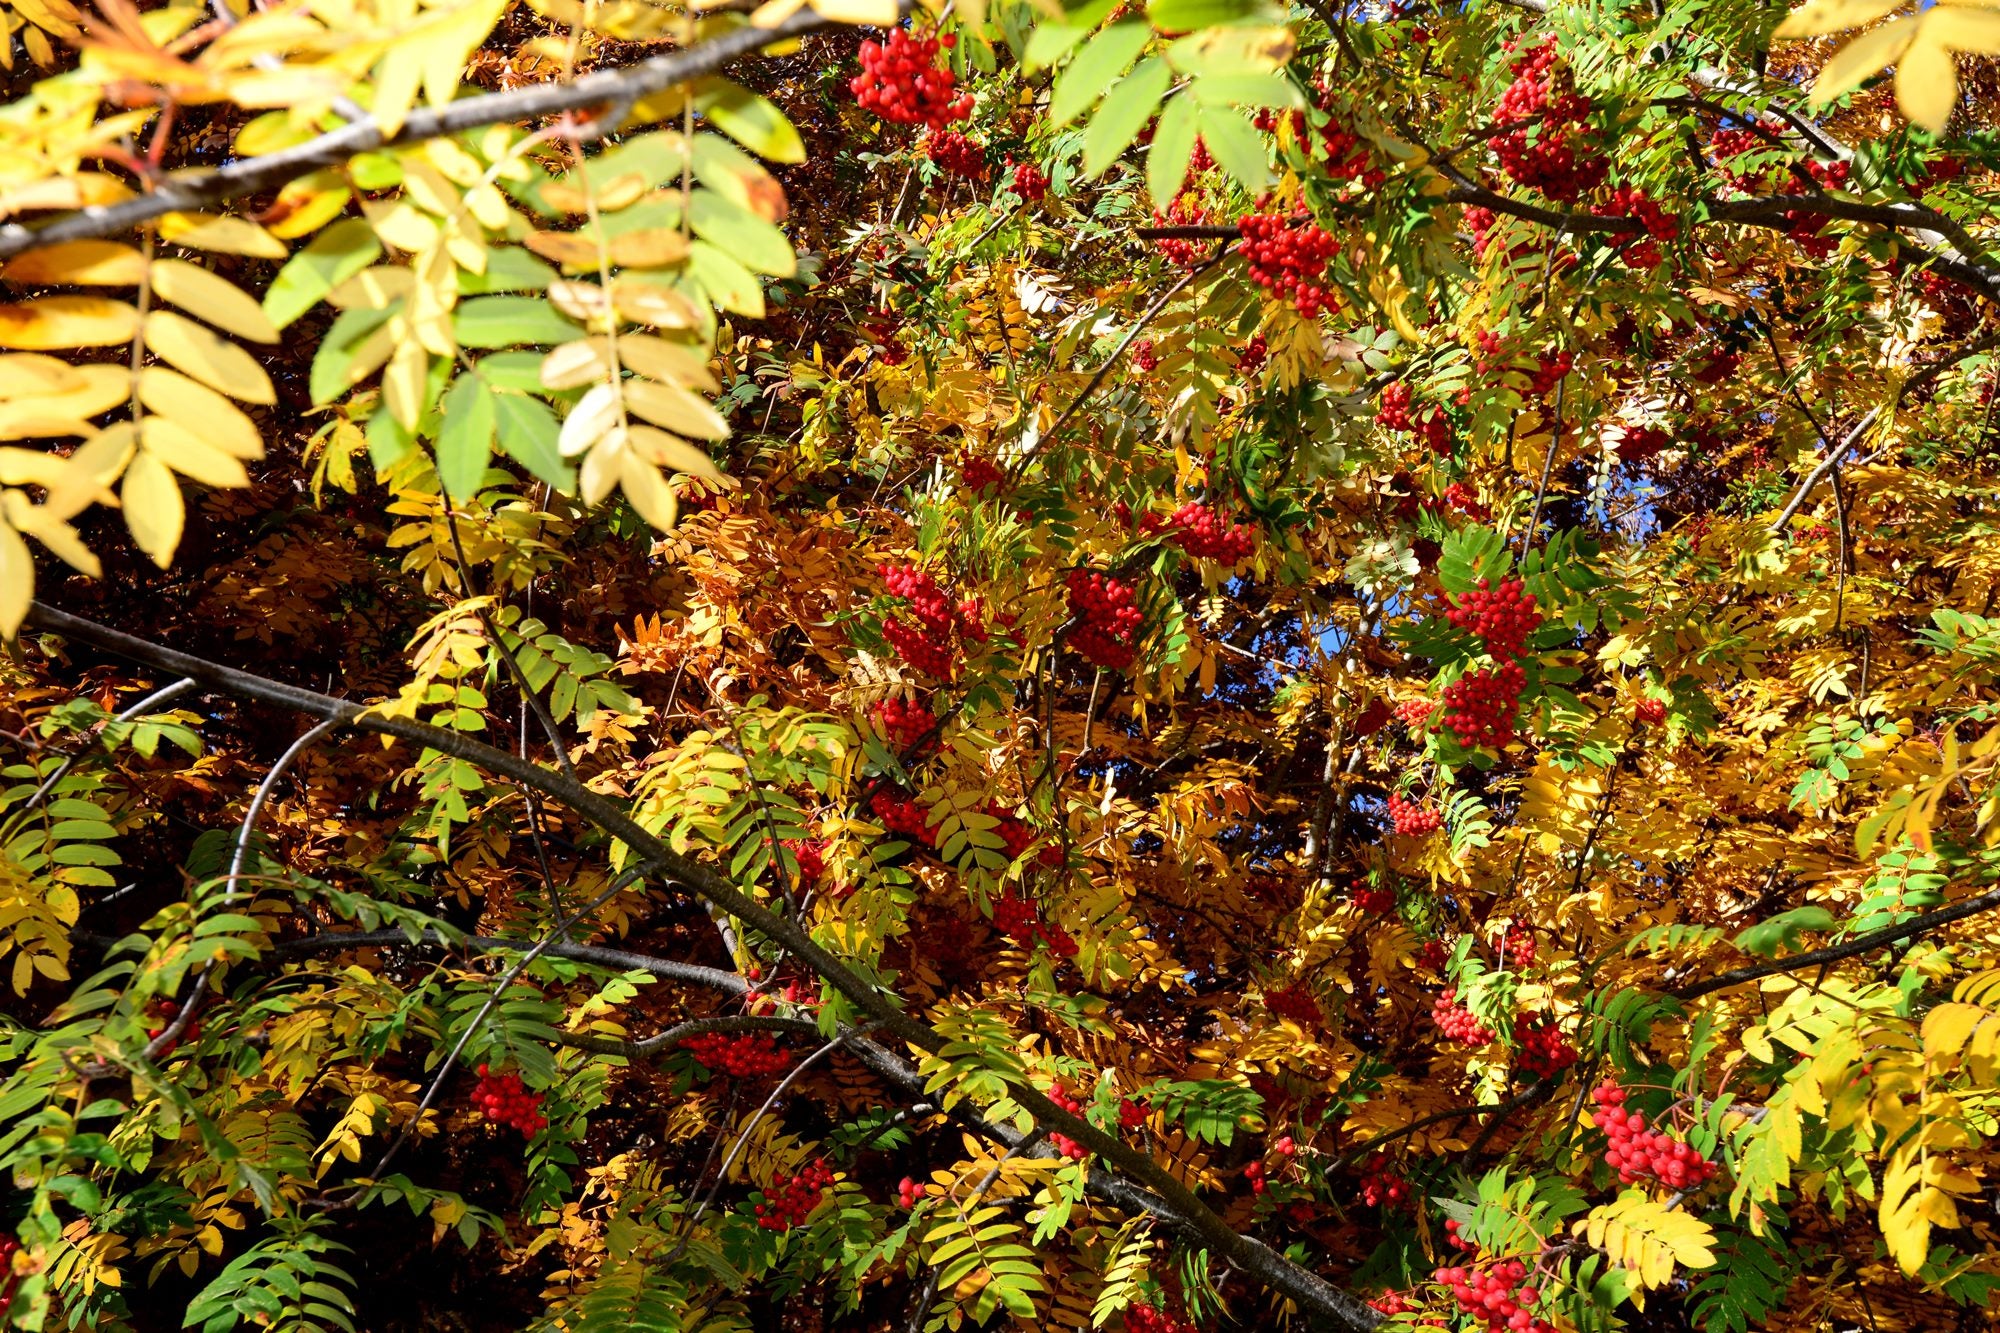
top-left (144, 310), bottom-right (276, 404)
top-left (149, 258), bottom-right (281, 344)
top-left (1774, 0), bottom-right (1908, 39)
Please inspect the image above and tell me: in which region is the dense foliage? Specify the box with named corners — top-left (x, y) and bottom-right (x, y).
top-left (4, 0), bottom-right (2000, 1328)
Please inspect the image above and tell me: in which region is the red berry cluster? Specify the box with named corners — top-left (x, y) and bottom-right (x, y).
top-left (897, 1176), bottom-right (929, 1207)
top-left (1351, 877), bottom-right (1396, 914)
top-left (1434, 1247), bottom-right (1554, 1333)
top-left (1599, 185), bottom-right (1678, 268)
top-left (1417, 938), bottom-right (1449, 972)
top-left (1440, 482), bottom-right (1490, 520)
top-left (146, 999), bottom-right (203, 1056)
top-left (1387, 792), bottom-right (1442, 837)
top-left (1432, 989), bottom-right (1495, 1045)
top-left (873, 696), bottom-right (935, 751)
top-left (882, 563), bottom-right (980, 678)
top-left (1358, 1153), bottom-right (1410, 1207)
top-left (1707, 124), bottom-right (1772, 190)
top-left (1377, 381), bottom-right (1452, 455)
top-left (1529, 349), bottom-right (1573, 398)
top-left (1440, 660), bottom-right (1527, 750)
top-left (1120, 1097), bottom-right (1149, 1130)
top-left (1265, 982), bottom-right (1320, 1028)
top-left (1367, 1290), bottom-right (1411, 1317)
top-left (1397, 699), bottom-right (1434, 731)
top-left (1591, 1079), bottom-right (1717, 1188)
top-left (926, 130), bottom-right (988, 180)
top-left (684, 1030), bottom-right (792, 1079)
top-left (0, 1235), bottom-right (18, 1321)
top-left (1010, 158), bottom-right (1048, 202)
top-left (1445, 577), bottom-right (1540, 658)
top-left (863, 313), bottom-right (909, 366)
top-left (783, 837), bottom-right (829, 895)
top-left (1167, 502), bottom-right (1256, 563)
top-left (1496, 923), bottom-right (1536, 967)
top-left (870, 789), bottom-right (933, 846)
top-left (1464, 203), bottom-right (1499, 260)
top-left (471, 1065), bottom-right (547, 1135)
top-left (1065, 570), bottom-right (1144, 670)
top-left (1132, 338), bottom-right (1159, 372)
top-left (1152, 192), bottom-right (1212, 267)
top-left (1314, 123), bottom-right (1386, 189)
top-left (1513, 1015), bottom-right (1577, 1078)
top-left (1634, 696), bottom-right (1667, 726)
top-left (1236, 210), bottom-right (1341, 318)
top-left (1125, 1302), bottom-right (1197, 1333)
top-left (1242, 1158), bottom-right (1269, 1194)
top-left (1491, 40), bottom-right (1604, 201)
top-left (959, 451), bottom-right (1003, 494)
top-left (993, 892), bottom-right (1078, 957)
top-left (988, 802), bottom-right (1063, 868)
top-left (1237, 333), bottom-right (1268, 375)
top-left (851, 28), bottom-right (972, 130)
top-left (754, 1158), bottom-right (834, 1231)
top-left (1050, 1131), bottom-right (1090, 1161)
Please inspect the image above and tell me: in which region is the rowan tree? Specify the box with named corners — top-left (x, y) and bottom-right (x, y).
top-left (1, 0), bottom-right (2000, 1329)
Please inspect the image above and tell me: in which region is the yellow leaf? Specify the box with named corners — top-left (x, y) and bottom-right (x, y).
top-left (149, 258), bottom-right (281, 343)
top-left (627, 424), bottom-right (726, 482)
top-left (0, 364), bottom-right (126, 439)
top-left (121, 448), bottom-right (183, 566)
top-left (1928, 2), bottom-right (2000, 52)
top-left (1578, 1193), bottom-right (1718, 1289)
top-left (1811, 19), bottom-right (1918, 103)
top-left (0, 518), bottom-right (31, 637)
top-left (144, 310), bottom-right (276, 404)
top-left (138, 367), bottom-right (263, 460)
top-left (618, 334), bottom-right (719, 392)
top-left (158, 212), bottom-right (288, 259)
top-left (560, 382), bottom-right (622, 457)
top-left (1774, 0), bottom-right (1908, 38)
top-left (540, 340), bottom-right (613, 390)
top-left (2, 240), bottom-right (146, 287)
top-left (327, 266), bottom-right (414, 311)
top-left (142, 417), bottom-right (251, 488)
top-left (0, 296), bottom-right (140, 348)
top-left (0, 173), bottom-right (134, 218)
top-left (0, 353), bottom-right (83, 397)
top-left (1894, 28), bottom-right (1960, 132)
top-left (618, 449), bottom-right (680, 529)
top-left (807, 0), bottom-right (896, 19)
top-left (623, 378), bottom-right (730, 440)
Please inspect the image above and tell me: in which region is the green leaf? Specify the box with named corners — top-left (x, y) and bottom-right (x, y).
top-left (687, 242), bottom-right (765, 318)
top-left (1189, 71), bottom-right (1302, 109)
top-left (436, 372), bottom-right (496, 500)
top-left (1148, 0), bottom-right (1261, 29)
top-left (1146, 93), bottom-right (1199, 206)
top-left (454, 296), bottom-right (582, 349)
top-left (696, 77), bottom-right (805, 164)
top-left (1052, 22), bottom-right (1151, 128)
top-left (1085, 57), bottom-right (1172, 177)
top-left (263, 219), bottom-right (380, 330)
top-left (494, 391), bottom-right (572, 489)
top-left (688, 189), bottom-right (795, 278)
top-left (1733, 906), bottom-right (1838, 959)
top-left (367, 401), bottom-right (416, 473)
top-left (1192, 104), bottom-right (1267, 190)
top-left (1438, 524), bottom-right (1511, 594)
top-left (456, 246), bottom-right (555, 295)
top-left (308, 304), bottom-right (396, 405)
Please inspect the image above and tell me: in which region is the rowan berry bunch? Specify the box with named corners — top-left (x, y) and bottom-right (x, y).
top-left (1634, 696), bottom-right (1667, 726)
top-left (1242, 1159), bottom-right (1268, 1194)
top-left (0, 1236), bottom-right (16, 1319)
top-left (1491, 39), bottom-right (1604, 201)
top-left (1124, 1302), bottom-right (1197, 1333)
top-left (992, 892), bottom-right (1078, 957)
top-left (1431, 989), bottom-right (1495, 1044)
top-left (870, 789), bottom-right (933, 845)
top-left (1236, 210), bottom-right (1341, 317)
top-left (1065, 570), bottom-right (1144, 670)
top-left (1441, 482), bottom-right (1490, 520)
top-left (1591, 1079), bottom-right (1718, 1188)
top-left (1167, 502), bottom-right (1256, 563)
top-left (1441, 659), bottom-right (1527, 750)
top-left (1152, 192), bottom-right (1212, 267)
top-left (1417, 938), bottom-right (1450, 972)
top-left (863, 314), bottom-right (909, 365)
top-left (896, 1176), bottom-right (929, 1208)
top-left (1313, 123), bottom-right (1385, 189)
top-left (1397, 699), bottom-right (1435, 731)
top-left (1351, 876), bottom-right (1396, 914)
top-left (1377, 380), bottom-right (1452, 454)
top-left (684, 1031), bottom-right (793, 1079)
top-left (1358, 1154), bottom-right (1410, 1208)
top-left (1465, 203), bottom-right (1500, 260)
top-left (1513, 1015), bottom-right (1578, 1078)
top-left (1132, 338), bottom-right (1159, 373)
top-left (1599, 186), bottom-right (1678, 267)
top-left (881, 562), bottom-right (966, 677)
top-left (1010, 158), bottom-right (1048, 202)
top-left (1120, 1096), bottom-right (1149, 1130)
top-left (851, 28), bottom-right (972, 129)
top-left (959, 451), bottom-right (1003, 494)
top-left (1265, 982), bottom-right (1321, 1028)
top-left (782, 837), bottom-right (828, 894)
top-left (1237, 333), bottom-right (1268, 375)
top-left (1387, 792), bottom-right (1442, 837)
top-left (146, 999), bottom-right (202, 1055)
top-left (1708, 123), bottom-right (1775, 190)
top-left (1433, 1252), bottom-right (1555, 1333)
top-left (1051, 1132), bottom-right (1090, 1162)
top-left (471, 1065), bottom-right (547, 1136)
top-left (754, 1158), bottom-right (834, 1231)
top-left (1529, 349), bottom-right (1573, 398)
top-left (1367, 1290), bottom-right (1412, 1317)
top-left (873, 696), bottom-right (934, 751)
top-left (1445, 577), bottom-right (1540, 658)
top-left (1496, 923), bottom-right (1535, 967)
top-left (925, 129), bottom-right (987, 180)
